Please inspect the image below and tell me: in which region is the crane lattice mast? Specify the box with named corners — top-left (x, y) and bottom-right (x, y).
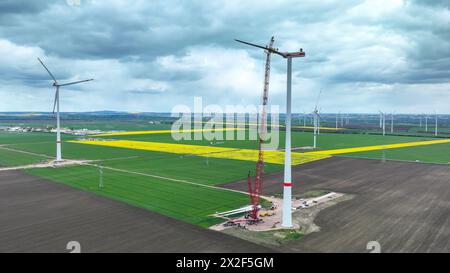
top-left (247, 36), bottom-right (275, 221)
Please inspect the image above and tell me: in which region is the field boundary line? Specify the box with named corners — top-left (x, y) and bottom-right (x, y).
top-left (0, 146), bottom-right (53, 159)
top-left (0, 160), bottom-right (92, 172)
top-left (83, 162), bottom-right (253, 197)
top-left (92, 156), bottom-right (142, 162)
top-left (6, 141), bottom-right (56, 146)
top-left (336, 155), bottom-right (450, 166)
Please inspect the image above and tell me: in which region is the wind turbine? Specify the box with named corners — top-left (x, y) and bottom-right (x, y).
top-left (317, 109), bottom-right (322, 135)
top-left (379, 111), bottom-right (386, 136)
top-left (435, 111), bottom-right (438, 136)
top-left (312, 89), bottom-right (322, 148)
top-left (313, 109), bottom-right (319, 148)
top-left (390, 111), bottom-right (395, 133)
top-left (424, 113), bottom-right (428, 132)
top-left (38, 57), bottom-right (94, 162)
top-left (336, 111), bottom-right (339, 130)
top-left (379, 112), bottom-right (383, 128)
top-left (235, 38), bottom-right (305, 228)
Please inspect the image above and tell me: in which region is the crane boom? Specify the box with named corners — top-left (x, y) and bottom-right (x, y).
top-left (247, 36), bottom-right (275, 220)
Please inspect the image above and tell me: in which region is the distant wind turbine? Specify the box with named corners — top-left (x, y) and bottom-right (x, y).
top-left (435, 111), bottom-right (438, 136)
top-left (303, 112), bottom-right (307, 127)
top-left (312, 89), bottom-right (322, 148)
top-left (336, 111), bottom-right (339, 130)
top-left (379, 112), bottom-right (383, 129)
top-left (390, 111), bottom-right (395, 133)
top-left (379, 111), bottom-right (386, 136)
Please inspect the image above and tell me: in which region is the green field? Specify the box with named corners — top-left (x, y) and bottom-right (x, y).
top-left (1, 128), bottom-right (449, 228)
top-left (0, 119), bottom-right (173, 131)
top-left (0, 147), bottom-right (49, 167)
top-left (26, 165), bottom-right (249, 227)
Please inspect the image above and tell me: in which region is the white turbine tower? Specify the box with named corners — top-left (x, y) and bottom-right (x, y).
top-left (336, 112), bottom-right (339, 130)
top-left (38, 57), bottom-right (93, 162)
top-left (312, 89), bottom-right (322, 148)
top-left (318, 109), bottom-right (321, 135)
top-left (313, 109), bottom-right (319, 148)
top-left (435, 111), bottom-right (438, 137)
top-left (303, 112), bottom-right (307, 127)
top-left (424, 113), bottom-right (428, 132)
top-left (379, 112), bottom-right (383, 128)
top-left (390, 111), bottom-right (395, 133)
top-left (379, 111), bottom-right (386, 136)
top-left (235, 38), bottom-right (305, 228)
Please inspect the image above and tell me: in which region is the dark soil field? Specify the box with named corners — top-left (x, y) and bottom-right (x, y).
top-left (2, 157), bottom-right (449, 253)
top-left (0, 170), bottom-right (272, 253)
top-left (223, 157), bottom-right (450, 253)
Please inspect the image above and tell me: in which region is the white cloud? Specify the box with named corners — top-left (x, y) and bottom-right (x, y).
top-left (0, 0), bottom-right (448, 113)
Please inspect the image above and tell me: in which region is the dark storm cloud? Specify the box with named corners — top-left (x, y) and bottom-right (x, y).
top-left (410, 0), bottom-right (449, 8)
top-left (0, 0), bottom-right (449, 112)
top-left (0, 0), bottom-right (56, 15)
top-left (0, 0), bottom-right (363, 60)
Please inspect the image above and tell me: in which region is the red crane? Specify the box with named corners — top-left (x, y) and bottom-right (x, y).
top-left (246, 37), bottom-right (275, 222)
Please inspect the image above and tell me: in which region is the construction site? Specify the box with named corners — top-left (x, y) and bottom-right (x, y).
top-left (1, 0), bottom-right (449, 257)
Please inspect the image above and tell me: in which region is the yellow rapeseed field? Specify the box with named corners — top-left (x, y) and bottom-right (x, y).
top-left (71, 139), bottom-right (330, 165)
top-left (71, 137), bottom-right (450, 166)
top-left (307, 139), bottom-right (450, 155)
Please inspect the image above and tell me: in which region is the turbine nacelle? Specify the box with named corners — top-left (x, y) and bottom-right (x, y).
top-left (234, 39), bottom-right (306, 59)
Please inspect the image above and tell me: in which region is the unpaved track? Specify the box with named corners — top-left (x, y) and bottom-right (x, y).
top-left (84, 162), bottom-right (251, 196)
top-left (0, 170), bottom-right (273, 253)
top-left (0, 145), bottom-right (53, 159)
top-left (222, 157), bottom-right (450, 253)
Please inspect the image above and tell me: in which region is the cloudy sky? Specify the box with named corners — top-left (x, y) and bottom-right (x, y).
top-left (0, 0), bottom-right (448, 113)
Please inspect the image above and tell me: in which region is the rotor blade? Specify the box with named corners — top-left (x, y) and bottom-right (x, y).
top-left (58, 79), bottom-right (94, 87)
top-left (234, 39), bottom-right (286, 57)
top-left (37, 57), bottom-right (57, 83)
top-left (52, 89), bottom-right (58, 114)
